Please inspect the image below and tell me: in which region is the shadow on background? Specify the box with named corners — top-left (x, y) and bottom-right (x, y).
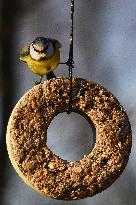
top-left (1, 0), bottom-right (17, 204)
top-left (0, 0), bottom-right (43, 204)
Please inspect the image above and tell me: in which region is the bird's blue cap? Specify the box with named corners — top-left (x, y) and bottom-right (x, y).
top-left (32, 37), bottom-right (49, 45)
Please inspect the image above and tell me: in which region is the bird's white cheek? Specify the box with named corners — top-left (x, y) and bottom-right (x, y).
top-left (30, 46), bottom-right (46, 61)
top-left (30, 51), bottom-right (40, 60)
top-left (30, 45), bottom-right (39, 60)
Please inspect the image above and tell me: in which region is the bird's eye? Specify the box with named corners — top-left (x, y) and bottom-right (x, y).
top-left (32, 44), bottom-right (38, 52)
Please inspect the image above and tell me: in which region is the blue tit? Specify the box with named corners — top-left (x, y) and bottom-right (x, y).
top-left (20, 37), bottom-right (62, 83)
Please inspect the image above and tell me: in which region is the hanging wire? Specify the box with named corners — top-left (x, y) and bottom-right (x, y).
top-left (59, 0), bottom-right (75, 114)
top-left (66, 0), bottom-right (75, 114)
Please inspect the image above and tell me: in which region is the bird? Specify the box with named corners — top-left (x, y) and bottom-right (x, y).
top-left (20, 37), bottom-right (62, 83)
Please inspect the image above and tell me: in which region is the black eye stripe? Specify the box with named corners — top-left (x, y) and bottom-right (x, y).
top-left (32, 44), bottom-right (40, 53)
top-left (32, 44), bottom-right (48, 53)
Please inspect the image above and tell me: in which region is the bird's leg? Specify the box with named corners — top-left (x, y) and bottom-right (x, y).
top-left (35, 75), bottom-right (43, 85)
top-left (46, 71), bottom-right (56, 80)
top-left (39, 75), bottom-right (43, 83)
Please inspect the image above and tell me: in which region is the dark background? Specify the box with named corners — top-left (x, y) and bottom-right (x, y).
top-left (1, 0), bottom-right (136, 204)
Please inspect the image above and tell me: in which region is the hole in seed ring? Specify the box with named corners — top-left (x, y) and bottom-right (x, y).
top-left (47, 111), bottom-right (96, 162)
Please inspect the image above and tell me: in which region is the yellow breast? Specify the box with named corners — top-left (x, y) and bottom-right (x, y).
top-left (20, 48), bottom-right (60, 76)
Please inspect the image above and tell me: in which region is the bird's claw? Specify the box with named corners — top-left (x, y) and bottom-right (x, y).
top-left (35, 75), bottom-right (43, 85)
top-left (35, 81), bottom-right (43, 85)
